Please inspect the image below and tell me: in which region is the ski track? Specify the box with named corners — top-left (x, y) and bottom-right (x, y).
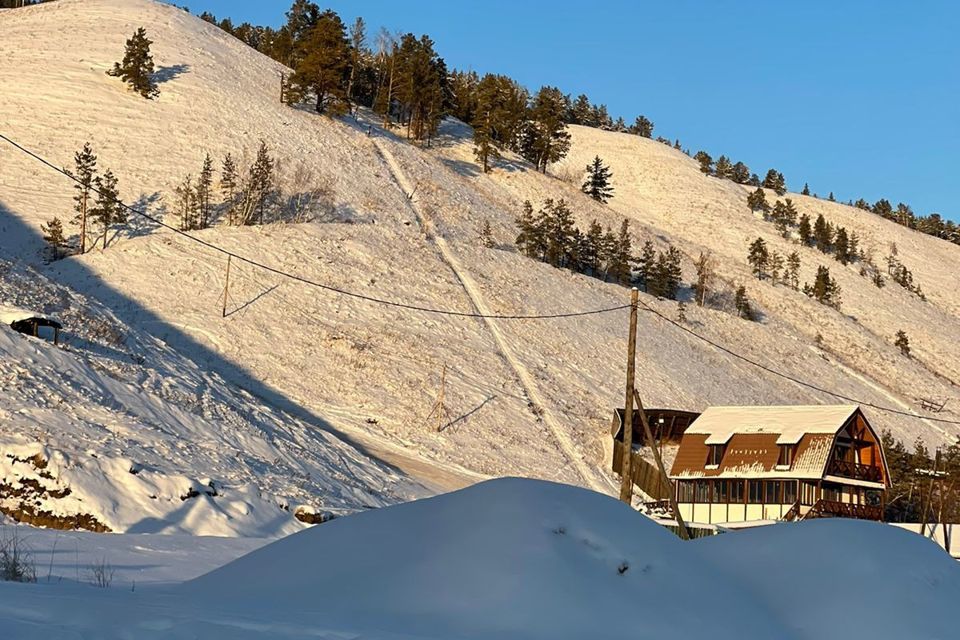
top-left (371, 134), bottom-right (605, 492)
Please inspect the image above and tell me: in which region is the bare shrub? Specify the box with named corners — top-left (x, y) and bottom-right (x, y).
top-left (89, 557), bottom-right (114, 588)
top-left (0, 528), bottom-right (37, 583)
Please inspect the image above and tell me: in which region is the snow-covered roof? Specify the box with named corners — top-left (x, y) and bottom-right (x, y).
top-left (686, 405), bottom-right (860, 446)
top-left (0, 304), bottom-right (61, 327)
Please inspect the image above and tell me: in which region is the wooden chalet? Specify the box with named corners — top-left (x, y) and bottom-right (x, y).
top-left (0, 305), bottom-right (62, 344)
top-left (610, 408), bottom-right (700, 500)
top-left (669, 405), bottom-right (889, 525)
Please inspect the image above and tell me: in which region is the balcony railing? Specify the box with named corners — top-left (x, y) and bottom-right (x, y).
top-left (806, 500), bottom-right (883, 521)
top-left (827, 458), bottom-right (883, 483)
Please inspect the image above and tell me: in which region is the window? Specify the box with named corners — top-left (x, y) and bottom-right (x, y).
top-left (777, 445), bottom-right (796, 467)
top-left (694, 480), bottom-right (710, 503)
top-left (748, 480), bottom-right (764, 503)
top-left (783, 481), bottom-right (797, 505)
top-left (677, 481), bottom-right (694, 502)
top-left (801, 482), bottom-right (817, 505)
top-left (707, 444), bottom-right (726, 466)
top-left (730, 480), bottom-right (745, 503)
top-left (765, 480), bottom-right (781, 504)
top-left (712, 480), bottom-right (728, 503)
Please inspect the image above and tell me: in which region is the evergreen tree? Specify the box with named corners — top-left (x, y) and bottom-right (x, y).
top-left (872, 271), bottom-right (885, 288)
top-left (798, 213), bottom-right (813, 245)
top-left (175, 174), bottom-right (197, 231)
top-left (581, 155), bottom-right (614, 203)
top-left (196, 154), bottom-right (214, 229)
top-left (694, 151), bottom-right (713, 175)
top-left (287, 10), bottom-right (350, 114)
top-left (635, 240), bottom-right (656, 292)
top-left (714, 155), bottom-right (733, 180)
top-left (747, 237), bottom-right (770, 280)
top-left (41, 217), bottom-right (67, 260)
top-left (581, 219), bottom-right (603, 276)
top-left (769, 251), bottom-right (785, 285)
top-left (515, 200), bottom-right (539, 258)
top-left (763, 169), bottom-right (786, 195)
top-left (802, 183), bottom-right (811, 196)
top-left (570, 94), bottom-right (592, 125)
top-left (731, 161), bottom-right (751, 184)
top-left (813, 214), bottom-right (832, 252)
top-left (249, 140), bottom-right (275, 224)
top-left (895, 330), bottom-right (911, 357)
top-left (543, 199), bottom-right (576, 268)
top-left (472, 74), bottom-right (501, 172)
top-left (521, 86), bottom-right (571, 172)
top-left (607, 219), bottom-right (633, 285)
top-left (107, 27), bottom-right (159, 99)
top-left (786, 251), bottom-right (801, 290)
top-left (345, 16), bottom-right (367, 111)
top-left (748, 173), bottom-right (762, 187)
top-left (677, 301), bottom-right (687, 323)
top-left (479, 219), bottom-right (495, 248)
top-left (71, 143), bottom-right (98, 255)
top-left (734, 285), bottom-right (754, 320)
top-left (828, 191), bottom-right (836, 202)
top-left (834, 227), bottom-right (850, 264)
top-left (873, 199), bottom-right (894, 219)
top-left (630, 115), bottom-right (654, 138)
top-left (805, 265), bottom-right (841, 309)
top-left (747, 187), bottom-right (770, 215)
top-left (393, 34), bottom-right (446, 142)
top-left (220, 153), bottom-right (238, 225)
top-left (656, 246), bottom-right (683, 299)
top-left (90, 169), bottom-right (122, 250)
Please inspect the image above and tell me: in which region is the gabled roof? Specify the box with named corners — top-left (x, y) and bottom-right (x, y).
top-left (685, 405), bottom-right (860, 446)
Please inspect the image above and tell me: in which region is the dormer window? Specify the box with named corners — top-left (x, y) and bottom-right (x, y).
top-left (777, 444), bottom-right (796, 468)
top-left (707, 444), bottom-right (726, 466)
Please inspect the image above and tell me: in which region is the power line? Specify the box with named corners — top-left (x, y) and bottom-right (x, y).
top-left (0, 133), bottom-right (630, 320)
top-left (635, 297), bottom-right (960, 426)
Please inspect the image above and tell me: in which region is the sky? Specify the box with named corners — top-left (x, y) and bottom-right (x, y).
top-left (182, 1), bottom-right (959, 220)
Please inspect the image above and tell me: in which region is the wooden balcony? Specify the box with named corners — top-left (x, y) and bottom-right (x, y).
top-left (805, 500), bottom-right (883, 521)
top-left (827, 458), bottom-right (883, 483)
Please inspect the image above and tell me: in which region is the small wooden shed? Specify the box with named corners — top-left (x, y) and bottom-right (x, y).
top-left (0, 305), bottom-right (63, 344)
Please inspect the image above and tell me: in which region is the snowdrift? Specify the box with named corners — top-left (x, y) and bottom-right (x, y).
top-left (2, 479), bottom-right (958, 638)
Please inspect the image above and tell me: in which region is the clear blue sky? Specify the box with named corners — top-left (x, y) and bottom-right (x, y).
top-left (183, 1), bottom-right (959, 220)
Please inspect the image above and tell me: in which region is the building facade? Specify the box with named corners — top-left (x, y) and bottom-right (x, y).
top-left (669, 405), bottom-right (889, 525)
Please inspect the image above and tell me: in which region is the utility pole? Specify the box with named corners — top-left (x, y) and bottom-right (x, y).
top-left (221, 255), bottom-right (231, 318)
top-left (635, 389), bottom-right (691, 540)
top-left (619, 288), bottom-right (639, 505)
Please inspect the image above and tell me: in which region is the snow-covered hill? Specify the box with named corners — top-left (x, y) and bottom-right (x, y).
top-left (2, 0), bottom-right (959, 534)
top-left (1, 479), bottom-right (957, 639)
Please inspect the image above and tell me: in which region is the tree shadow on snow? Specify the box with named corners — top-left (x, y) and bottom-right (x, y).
top-left (153, 64), bottom-right (191, 85)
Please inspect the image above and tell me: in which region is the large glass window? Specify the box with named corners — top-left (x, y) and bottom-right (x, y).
top-left (730, 480), bottom-right (745, 503)
top-left (748, 480), bottom-right (764, 503)
top-left (712, 480), bottom-right (728, 503)
top-left (694, 480), bottom-right (710, 503)
top-left (764, 480), bottom-right (782, 504)
top-left (677, 481), bottom-right (694, 502)
top-left (783, 481), bottom-right (798, 505)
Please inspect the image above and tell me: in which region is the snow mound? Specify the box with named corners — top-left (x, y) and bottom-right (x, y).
top-left (698, 518), bottom-right (960, 640)
top-left (2, 479), bottom-right (959, 638)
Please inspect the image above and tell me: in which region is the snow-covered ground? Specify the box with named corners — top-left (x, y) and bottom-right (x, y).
top-left (1, 0), bottom-right (959, 536)
top-left (0, 478), bottom-right (957, 639)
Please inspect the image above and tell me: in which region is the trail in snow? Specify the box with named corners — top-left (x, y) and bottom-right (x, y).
top-left (371, 134), bottom-right (606, 492)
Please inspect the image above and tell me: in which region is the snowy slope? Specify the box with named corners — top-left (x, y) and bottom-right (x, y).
top-left (1, 479), bottom-right (958, 639)
top-left (2, 0), bottom-right (960, 524)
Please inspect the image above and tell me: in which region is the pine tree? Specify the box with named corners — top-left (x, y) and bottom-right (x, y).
top-left (41, 217), bottom-right (67, 260)
top-left (196, 154), bottom-right (214, 229)
top-left (107, 28), bottom-right (159, 99)
top-left (872, 271), bottom-right (885, 289)
top-left (731, 161), bottom-right (751, 184)
top-left (71, 143), bottom-right (98, 255)
top-left (515, 200), bottom-right (538, 258)
top-left (472, 74), bottom-right (501, 173)
top-left (521, 86), bottom-right (571, 172)
top-left (657, 246), bottom-right (683, 299)
top-left (813, 214), bottom-right (832, 252)
top-left (786, 251), bottom-right (801, 290)
top-left (828, 191), bottom-right (836, 202)
top-left (694, 151), bottom-right (713, 175)
top-left (798, 214), bottom-right (813, 245)
top-left (677, 301), bottom-right (687, 323)
top-left (175, 174), bottom-right (197, 231)
top-left (607, 219), bottom-right (633, 285)
top-left (635, 240), bottom-right (656, 292)
top-left (581, 219), bottom-right (603, 276)
top-left (630, 115), bottom-right (654, 138)
top-left (714, 155), bottom-right (733, 180)
top-left (747, 187), bottom-right (770, 216)
top-left (249, 140), bottom-right (275, 224)
top-left (805, 265), bottom-right (841, 309)
top-left (479, 219), bottom-right (495, 248)
top-left (834, 227), bottom-right (850, 264)
top-left (734, 286), bottom-right (754, 320)
top-left (345, 16), bottom-right (367, 111)
top-left (90, 169), bottom-right (122, 250)
top-left (747, 237), bottom-right (770, 280)
top-left (581, 156), bottom-right (614, 203)
top-left (569, 95), bottom-right (592, 125)
top-left (763, 169), bottom-right (786, 196)
top-left (895, 330), bottom-right (910, 357)
top-left (220, 153), bottom-right (238, 225)
top-left (543, 199), bottom-right (576, 268)
top-left (769, 251), bottom-right (785, 285)
top-left (288, 10), bottom-right (350, 114)
top-left (802, 183), bottom-right (811, 196)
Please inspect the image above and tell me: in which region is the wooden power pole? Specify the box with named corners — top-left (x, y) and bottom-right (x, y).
top-left (635, 389), bottom-right (691, 540)
top-left (221, 255), bottom-right (232, 318)
top-left (619, 288), bottom-right (639, 505)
